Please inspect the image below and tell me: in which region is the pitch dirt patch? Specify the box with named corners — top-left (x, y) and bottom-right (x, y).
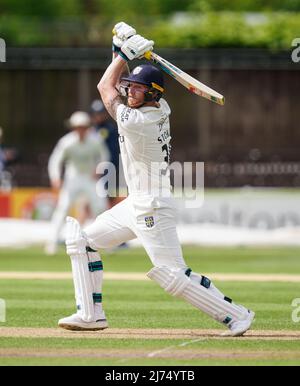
top-left (0, 347), bottom-right (300, 361)
top-left (1, 327), bottom-right (300, 340)
top-left (1, 272), bottom-right (300, 282)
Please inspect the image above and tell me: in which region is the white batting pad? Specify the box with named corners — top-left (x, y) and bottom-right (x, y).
top-left (189, 271), bottom-right (225, 299)
top-left (85, 244), bottom-right (105, 321)
top-left (66, 217), bottom-right (94, 322)
top-left (147, 266), bottom-right (249, 326)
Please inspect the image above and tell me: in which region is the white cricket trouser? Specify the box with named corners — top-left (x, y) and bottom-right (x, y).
top-left (84, 196), bottom-right (187, 269)
top-left (50, 175), bottom-right (107, 246)
top-left (83, 197), bottom-right (250, 329)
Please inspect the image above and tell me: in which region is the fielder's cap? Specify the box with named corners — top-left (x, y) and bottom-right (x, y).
top-left (69, 111), bottom-right (91, 128)
top-left (90, 99), bottom-right (106, 114)
top-left (121, 64), bottom-right (164, 93)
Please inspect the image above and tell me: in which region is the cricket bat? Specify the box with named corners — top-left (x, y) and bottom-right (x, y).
top-left (112, 26), bottom-right (225, 105)
top-left (144, 51), bottom-right (225, 106)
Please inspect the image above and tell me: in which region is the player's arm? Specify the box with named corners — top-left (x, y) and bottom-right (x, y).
top-left (112, 51), bottom-right (130, 78)
top-left (48, 140), bottom-right (66, 190)
top-left (97, 56), bottom-right (128, 121)
top-left (97, 22), bottom-right (135, 121)
top-left (111, 22), bottom-right (135, 74)
top-left (98, 29), bottom-right (154, 121)
top-left (112, 41), bottom-right (130, 77)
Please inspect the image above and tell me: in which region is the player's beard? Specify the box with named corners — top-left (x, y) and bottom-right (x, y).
top-left (127, 96), bottom-right (145, 109)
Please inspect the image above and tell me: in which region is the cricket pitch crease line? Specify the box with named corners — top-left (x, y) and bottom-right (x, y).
top-left (117, 338), bottom-right (206, 364)
top-left (147, 338), bottom-right (206, 358)
top-left (0, 272), bottom-right (300, 282)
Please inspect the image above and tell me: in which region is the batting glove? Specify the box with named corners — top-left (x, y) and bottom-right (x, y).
top-left (119, 35), bottom-right (154, 61)
top-left (112, 22), bottom-right (136, 53)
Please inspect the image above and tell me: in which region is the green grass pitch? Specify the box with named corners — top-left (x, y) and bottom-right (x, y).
top-left (0, 246), bottom-right (300, 366)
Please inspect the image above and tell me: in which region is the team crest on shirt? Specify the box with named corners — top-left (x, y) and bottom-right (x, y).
top-left (145, 216), bottom-right (155, 228)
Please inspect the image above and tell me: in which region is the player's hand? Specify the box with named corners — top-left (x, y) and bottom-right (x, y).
top-left (113, 22), bottom-right (136, 41)
top-left (120, 35), bottom-right (154, 61)
top-left (112, 22), bottom-right (136, 52)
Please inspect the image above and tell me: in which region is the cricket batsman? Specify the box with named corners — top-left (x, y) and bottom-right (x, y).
top-left (58, 22), bottom-right (255, 336)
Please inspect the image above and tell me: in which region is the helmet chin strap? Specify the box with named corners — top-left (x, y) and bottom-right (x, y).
top-left (144, 88), bottom-right (162, 103)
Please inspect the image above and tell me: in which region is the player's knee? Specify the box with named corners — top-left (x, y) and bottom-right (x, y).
top-left (147, 266), bottom-right (190, 297)
top-left (65, 235), bottom-right (87, 256)
top-left (65, 217), bottom-right (87, 256)
top-left (82, 230), bottom-right (99, 253)
top-left (148, 266), bottom-right (214, 297)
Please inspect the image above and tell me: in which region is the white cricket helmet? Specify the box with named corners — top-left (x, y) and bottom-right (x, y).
top-left (69, 111), bottom-right (91, 128)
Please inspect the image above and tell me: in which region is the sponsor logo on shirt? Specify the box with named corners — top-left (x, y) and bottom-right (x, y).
top-left (157, 114), bottom-right (168, 131)
top-left (121, 107), bottom-right (132, 122)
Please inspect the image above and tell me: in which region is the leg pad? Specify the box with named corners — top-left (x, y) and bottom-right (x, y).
top-left (147, 266), bottom-right (249, 326)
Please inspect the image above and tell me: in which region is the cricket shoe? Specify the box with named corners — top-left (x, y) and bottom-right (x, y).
top-left (221, 309), bottom-right (255, 337)
top-left (58, 313), bottom-right (108, 331)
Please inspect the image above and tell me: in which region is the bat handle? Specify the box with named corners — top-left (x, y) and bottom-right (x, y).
top-left (144, 51), bottom-right (152, 60)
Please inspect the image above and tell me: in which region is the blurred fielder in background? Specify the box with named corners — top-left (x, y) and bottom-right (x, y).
top-left (45, 111), bottom-right (109, 255)
top-left (0, 126), bottom-right (18, 190)
top-left (59, 23), bottom-right (254, 337)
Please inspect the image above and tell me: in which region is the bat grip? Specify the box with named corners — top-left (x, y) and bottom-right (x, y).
top-left (144, 51), bottom-right (152, 60)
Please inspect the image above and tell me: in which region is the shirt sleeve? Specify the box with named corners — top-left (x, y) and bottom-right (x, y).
top-left (116, 104), bottom-right (145, 137)
top-left (48, 139), bottom-right (66, 183)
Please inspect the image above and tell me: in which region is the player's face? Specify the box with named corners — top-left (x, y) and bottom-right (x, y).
top-left (127, 83), bottom-right (148, 108)
top-left (75, 126), bottom-right (89, 140)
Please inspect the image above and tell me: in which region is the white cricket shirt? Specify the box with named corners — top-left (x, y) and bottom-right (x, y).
top-left (116, 98), bottom-right (172, 207)
top-left (48, 131), bottom-right (109, 183)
